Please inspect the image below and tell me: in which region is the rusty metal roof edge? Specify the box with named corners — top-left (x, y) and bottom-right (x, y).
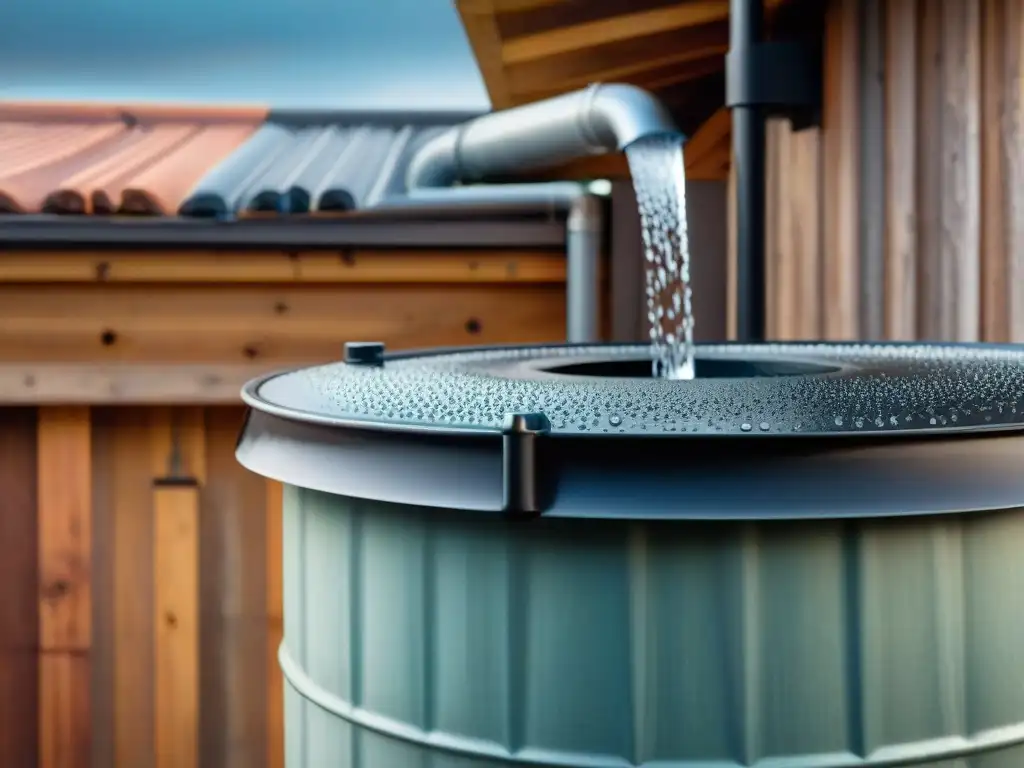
top-left (0, 214), bottom-right (565, 249)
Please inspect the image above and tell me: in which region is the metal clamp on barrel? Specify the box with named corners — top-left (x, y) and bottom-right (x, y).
top-left (501, 412), bottom-right (551, 515)
top-left (726, 40), bottom-right (821, 130)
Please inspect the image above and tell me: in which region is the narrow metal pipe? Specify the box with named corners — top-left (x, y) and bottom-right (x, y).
top-left (374, 183), bottom-right (605, 343)
top-left (731, 0), bottom-right (767, 343)
top-left (405, 84), bottom-right (682, 190)
top-left (566, 196), bottom-right (603, 343)
top-left (403, 84), bottom-right (680, 345)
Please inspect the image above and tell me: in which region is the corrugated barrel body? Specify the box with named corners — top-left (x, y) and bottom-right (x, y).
top-left (279, 485), bottom-right (1024, 768)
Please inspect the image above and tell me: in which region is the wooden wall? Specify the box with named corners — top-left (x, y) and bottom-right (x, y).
top-left (0, 247), bottom-right (574, 767)
top-left (0, 405), bottom-right (277, 768)
top-left (0, 249), bottom-right (573, 403)
top-left (729, 0), bottom-right (1023, 341)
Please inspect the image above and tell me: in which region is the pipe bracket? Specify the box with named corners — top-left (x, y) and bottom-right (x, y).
top-left (726, 41), bottom-right (822, 130)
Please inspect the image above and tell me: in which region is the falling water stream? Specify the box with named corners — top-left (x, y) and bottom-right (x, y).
top-left (625, 134), bottom-right (695, 380)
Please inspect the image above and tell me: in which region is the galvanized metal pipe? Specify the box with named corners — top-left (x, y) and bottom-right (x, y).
top-left (403, 83), bottom-right (680, 345)
top-left (377, 183), bottom-right (604, 343)
top-left (566, 195), bottom-right (603, 343)
top-left (405, 84), bottom-right (682, 190)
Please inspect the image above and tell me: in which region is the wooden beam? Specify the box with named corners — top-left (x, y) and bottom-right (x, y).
top-left (458, 0), bottom-right (515, 108)
top-left (0, 363), bottom-right (279, 405)
top-left (514, 52), bottom-right (725, 104)
top-left (108, 411), bottom-right (155, 768)
top-left (505, 44), bottom-right (727, 96)
top-left (633, 56), bottom-right (725, 91)
top-left (503, 19), bottom-right (728, 103)
top-left (501, 2), bottom-right (732, 65)
top-left (153, 480), bottom-right (200, 768)
top-left (151, 409), bottom-right (205, 768)
top-left (0, 250), bottom-right (567, 285)
top-left (489, 0), bottom-right (563, 11)
top-left (37, 406), bottom-right (92, 768)
top-left (0, 284), bottom-right (569, 363)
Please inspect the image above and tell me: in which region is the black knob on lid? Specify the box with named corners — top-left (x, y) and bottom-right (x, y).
top-left (344, 341), bottom-right (386, 366)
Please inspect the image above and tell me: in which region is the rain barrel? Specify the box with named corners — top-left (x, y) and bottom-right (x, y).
top-left (236, 341), bottom-right (1024, 768)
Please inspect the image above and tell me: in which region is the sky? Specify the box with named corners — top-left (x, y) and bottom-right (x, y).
top-left (0, 0), bottom-right (492, 110)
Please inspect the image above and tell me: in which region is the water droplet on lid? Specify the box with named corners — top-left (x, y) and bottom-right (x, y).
top-left (740, 422), bottom-right (752, 432)
top-left (759, 422), bottom-right (770, 432)
top-left (609, 414), bottom-right (622, 426)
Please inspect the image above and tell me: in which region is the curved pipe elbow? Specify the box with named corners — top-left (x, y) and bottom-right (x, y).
top-left (405, 83), bottom-right (683, 190)
top-left (404, 129), bottom-right (462, 189)
top-left (585, 83), bottom-right (683, 150)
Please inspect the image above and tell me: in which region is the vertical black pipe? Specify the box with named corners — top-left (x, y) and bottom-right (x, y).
top-left (730, 0), bottom-right (767, 342)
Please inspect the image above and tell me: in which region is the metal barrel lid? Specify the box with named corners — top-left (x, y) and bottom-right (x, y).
top-left (236, 341), bottom-right (1024, 520)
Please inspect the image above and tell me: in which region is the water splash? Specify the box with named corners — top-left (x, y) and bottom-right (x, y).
top-left (625, 133), bottom-right (695, 380)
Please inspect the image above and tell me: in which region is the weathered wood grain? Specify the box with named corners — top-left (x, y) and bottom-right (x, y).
top-left (752, 0), bottom-right (1021, 345)
top-left (37, 406), bottom-right (92, 768)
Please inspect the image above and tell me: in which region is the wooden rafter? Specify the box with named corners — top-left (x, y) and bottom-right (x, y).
top-left (500, 2), bottom-right (734, 64)
top-left (459, 0), bottom-right (516, 109)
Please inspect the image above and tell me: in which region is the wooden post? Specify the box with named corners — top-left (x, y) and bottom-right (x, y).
top-left (153, 480), bottom-right (200, 768)
top-left (37, 406), bottom-right (92, 768)
top-left (151, 407), bottom-right (205, 768)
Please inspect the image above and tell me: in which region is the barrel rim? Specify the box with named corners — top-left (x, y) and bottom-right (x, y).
top-left (236, 404), bottom-right (1024, 519)
top-left (241, 340), bottom-right (1024, 440)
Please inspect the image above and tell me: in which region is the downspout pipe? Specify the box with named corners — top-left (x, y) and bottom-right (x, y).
top-left (729, 0), bottom-right (767, 343)
top-left (405, 83), bottom-right (682, 189)
top-left (404, 83), bottom-right (683, 345)
top-left (374, 183), bottom-right (605, 344)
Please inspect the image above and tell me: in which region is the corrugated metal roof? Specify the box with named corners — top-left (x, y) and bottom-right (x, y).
top-left (0, 103), bottom-right (265, 215)
top-left (179, 120), bottom-right (453, 217)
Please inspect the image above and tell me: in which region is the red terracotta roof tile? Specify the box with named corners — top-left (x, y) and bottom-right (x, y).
top-left (0, 103), bottom-right (267, 215)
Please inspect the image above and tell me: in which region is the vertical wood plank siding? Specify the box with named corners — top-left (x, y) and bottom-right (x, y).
top-left (37, 407), bottom-right (93, 768)
top-left (0, 406), bottom-right (282, 768)
top-left (739, 0), bottom-right (1023, 341)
